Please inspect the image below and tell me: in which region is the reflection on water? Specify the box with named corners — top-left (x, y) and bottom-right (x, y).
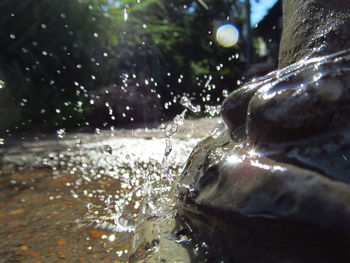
top-left (0, 118), bottom-right (218, 262)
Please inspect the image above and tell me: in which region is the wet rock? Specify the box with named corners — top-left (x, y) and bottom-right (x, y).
top-left (177, 50), bottom-right (350, 262)
top-left (247, 72), bottom-right (350, 144)
top-left (223, 49), bottom-right (350, 145)
top-left (279, 0), bottom-right (350, 68)
top-left (177, 123), bottom-right (350, 262)
top-left (177, 129), bottom-right (350, 262)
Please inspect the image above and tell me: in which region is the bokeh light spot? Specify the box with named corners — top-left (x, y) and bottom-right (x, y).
top-left (216, 23), bottom-right (239, 47)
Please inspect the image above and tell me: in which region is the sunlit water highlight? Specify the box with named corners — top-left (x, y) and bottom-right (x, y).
top-left (0, 116), bottom-right (218, 261)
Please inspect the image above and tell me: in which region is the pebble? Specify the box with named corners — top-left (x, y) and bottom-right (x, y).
top-left (56, 251), bottom-right (66, 259)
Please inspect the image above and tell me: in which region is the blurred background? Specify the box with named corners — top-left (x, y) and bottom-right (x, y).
top-left (0, 0), bottom-right (281, 138)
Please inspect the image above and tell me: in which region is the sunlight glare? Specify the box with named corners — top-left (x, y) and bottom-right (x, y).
top-left (226, 154), bottom-right (243, 165)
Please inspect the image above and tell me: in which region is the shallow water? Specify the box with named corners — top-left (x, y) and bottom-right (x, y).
top-left (0, 118), bottom-right (219, 262)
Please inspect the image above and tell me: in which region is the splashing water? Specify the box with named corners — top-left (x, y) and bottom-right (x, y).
top-left (161, 96), bottom-right (201, 183)
top-left (127, 97), bottom-right (205, 262)
top-left (0, 0), bottom-right (271, 261)
top-left (4, 47), bottom-right (350, 261)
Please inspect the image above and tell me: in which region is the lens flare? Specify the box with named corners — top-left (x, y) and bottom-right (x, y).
top-left (216, 23), bottom-right (239, 48)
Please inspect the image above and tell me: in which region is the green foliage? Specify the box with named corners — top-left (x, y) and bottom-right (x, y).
top-left (0, 0), bottom-right (250, 133)
top-left (0, 0), bottom-right (107, 131)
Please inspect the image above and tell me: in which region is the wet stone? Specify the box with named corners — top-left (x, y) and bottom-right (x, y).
top-left (279, 0), bottom-right (350, 68)
top-left (222, 49), bottom-right (350, 145)
top-left (176, 49), bottom-right (350, 262)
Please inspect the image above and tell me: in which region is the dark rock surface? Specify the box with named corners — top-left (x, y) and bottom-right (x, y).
top-left (279, 0), bottom-right (350, 68)
top-left (177, 50), bottom-right (350, 262)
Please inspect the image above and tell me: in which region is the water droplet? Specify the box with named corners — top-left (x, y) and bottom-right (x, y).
top-left (104, 145), bottom-right (112, 154)
top-left (56, 129), bottom-right (66, 139)
top-left (108, 234), bottom-right (116, 242)
top-left (180, 96), bottom-right (201, 113)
